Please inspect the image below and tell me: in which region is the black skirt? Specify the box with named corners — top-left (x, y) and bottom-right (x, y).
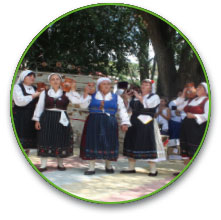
top-left (123, 114), bottom-right (157, 159)
top-left (80, 113), bottom-right (119, 161)
top-left (180, 118), bottom-right (207, 158)
top-left (37, 110), bottom-right (74, 158)
top-left (13, 107), bottom-right (37, 149)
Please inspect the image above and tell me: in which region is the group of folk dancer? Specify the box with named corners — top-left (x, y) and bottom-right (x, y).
top-left (13, 70), bottom-right (209, 176)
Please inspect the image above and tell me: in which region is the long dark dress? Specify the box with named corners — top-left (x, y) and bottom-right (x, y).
top-left (13, 83), bottom-right (38, 149)
top-left (180, 97), bottom-right (208, 158)
top-left (37, 90), bottom-right (74, 158)
top-left (123, 94), bottom-right (159, 159)
top-left (80, 93), bottom-right (119, 161)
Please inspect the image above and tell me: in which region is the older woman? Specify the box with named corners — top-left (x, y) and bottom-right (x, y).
top-left (32, 73), bottom-right (81, 172)
top-left (80, 77), bottom-right (131, 175)
top-left (121, 79), bottom-right (166, 176)
top-left (13, 70), bottom-right (41, 151)
top-left (175, 82), bottom-right (209, 164)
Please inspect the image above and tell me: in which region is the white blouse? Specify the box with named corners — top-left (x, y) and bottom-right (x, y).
top-left (168, 100), bottom-right (182, 123)
top-left (32, 89), bottom-right (81, 121)
top-left (134, 93), bottom-right (160, 109)
top-left (13, 84), bottom-right (35, 106)
top-left (175, 96), bottom-right (209, 125)
top-left (80, 91), bottom-right (131, 126)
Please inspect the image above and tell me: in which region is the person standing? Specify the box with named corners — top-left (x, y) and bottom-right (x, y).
top-left (13, 70), bottom-right (41, 153)
top-left (121, 79), bottom-right (166, 176)
top-left (32, 73), bottom-right (81, 172)
top-left (155, 97), bottom-right (171, 135)
top-left (80, 77), bottom-right (131, 175)
top-left (175, 82), bottom-right (209, 166)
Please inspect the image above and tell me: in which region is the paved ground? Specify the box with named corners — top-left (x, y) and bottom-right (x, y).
top-left (29, 149), bottom-right (185, 202)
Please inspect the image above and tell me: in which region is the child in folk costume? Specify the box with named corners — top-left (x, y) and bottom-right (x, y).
top-left (32, 73), bottom-right (81, 172)
top-left (121, 79), bottom-right (166, 176)
top-left (13, 70), bottom-right (41, 152)
top-left (80, 77), bottom-right (131, 175)
top-left (155, 97), bottom-right (171, 135)
top-left (174, 82), bottom-right (209, 165)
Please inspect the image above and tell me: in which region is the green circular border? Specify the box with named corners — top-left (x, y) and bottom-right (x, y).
top-left (10, 3), bottom-right (211, 204)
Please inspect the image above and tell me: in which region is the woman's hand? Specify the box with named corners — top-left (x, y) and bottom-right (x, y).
top-left (32, 91), bottom-right (41, 99)
top-left (134, 91), bottom-right (143, 103)
top-left (35, 121), bottom-right (41, 130)
top-left (83, 85), bottom-right (90, 98)
top-left (70, 80), bottom-right (77, 91)
top-left (186, 112), bottom-right (196, 119)
top-left (121, 124), bottom-right (129, 132)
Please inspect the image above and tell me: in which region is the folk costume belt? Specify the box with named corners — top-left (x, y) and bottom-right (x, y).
top-left (46, 108), bottom-right (69, 126)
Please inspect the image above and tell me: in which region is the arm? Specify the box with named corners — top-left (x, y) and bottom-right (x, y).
top-left (32, 91), bottom-right (46, 121)
top-left (13, 85), bottom-right (33, 106)
top-left (160, 108), bottom-right (171, 121)
top-left (117, 95), bottom-right (131, 127)
top-left (193, 100), bottom-right (209, 124)
top-left (65, 91), bottom-right (82, 104)
top-left (143, 94), bottom-right (160, 109)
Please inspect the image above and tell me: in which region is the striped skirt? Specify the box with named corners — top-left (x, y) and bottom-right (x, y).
top-left (37, 110), bottom-right (74, 158)
top-left (13, 107), bottom-right (37, 149)
top-left (80, 113), bottom-right (119, 161)
top-left (180, 118), bottom-right (206, 158)
top-left (123, 114), bottom-right (157, 159)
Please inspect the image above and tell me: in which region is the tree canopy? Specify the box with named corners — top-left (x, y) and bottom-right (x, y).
top-left (21, 5), bottom-right (206, 97)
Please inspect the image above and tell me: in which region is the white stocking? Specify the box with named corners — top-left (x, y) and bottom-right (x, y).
top-left (40, 158), bottom-right (47, 168)
top-left (88, 160), bottom-right (95, 171)
top-left (57, 158), bottom-right (64, 167)
top-left (105, 160), bottom-right (112, 169)
top-left (148, 161), bottom-right (157, 174)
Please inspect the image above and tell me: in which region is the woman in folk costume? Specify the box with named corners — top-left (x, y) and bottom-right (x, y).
top-left (32, 73), bottom-right (81, 172)
top-left (121, 79), bottom-right (166, 176)
top-left (174, 82), bottom-right (209, 165)
top-left (80, 77), bottom-right (131, 175)
top-left (13, 70), bottom-right (41, 152)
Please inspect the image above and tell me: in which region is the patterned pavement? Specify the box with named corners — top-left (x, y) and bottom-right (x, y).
top-left (29, 149), bottom-right (185, 202)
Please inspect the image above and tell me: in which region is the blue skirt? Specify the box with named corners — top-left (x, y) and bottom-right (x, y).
top-left (80, 113), bottom-right (119, 161)
top-left (169, 120), bottom-right (181, 139)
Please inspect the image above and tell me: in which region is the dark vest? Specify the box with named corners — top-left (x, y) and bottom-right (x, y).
top-left (45, 90), bottom-right (69, 110)
top-left (130, 93), bottom-right (159, 117)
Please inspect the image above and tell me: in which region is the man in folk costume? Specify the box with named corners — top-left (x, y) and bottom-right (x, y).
top-left (13, 70), bottom-right (41, 153)
top-left (80, 77), bottom-right (131, 175)
top-left (174, 82), bottom-right (209, 172)
top-left (121, 79), bottom-right (166, 176)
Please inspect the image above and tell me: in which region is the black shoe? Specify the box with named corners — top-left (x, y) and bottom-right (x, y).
top-left (84, 170), bottom-right (95, 175)
top-left (38, 167), bottom-right (47, 172)
top-left (120, 170), bottom-right (136, 174)
top-left (148, 171), bottom-right (158, 177)
top-left (173, 172), bottom-right (180, 176)
top-left (57, 166), bottom-right (66, 171)
top-left (105, 167), bottom-right (115, 174)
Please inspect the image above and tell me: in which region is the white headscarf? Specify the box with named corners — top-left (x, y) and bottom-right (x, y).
top-left (48, 73), bottom-right (62, 82)
top-left (16, 70), bottom-right (35, 84)
top-left (142, 79), bottom-right (156, 93)
top-left (200, 82), bottom-right (208, 95)
top-left (96, 77), bottom-right (111, 91)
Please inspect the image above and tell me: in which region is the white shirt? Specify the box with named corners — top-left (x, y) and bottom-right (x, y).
top-left (174, 96), bottom-right (209, 124)
top-left (32, 89), bottom-right (81, 121)
top-left (13, 84), bottom-right (35, 106)
top-left (80, 91), bottom-right (131, 126)
top-left (141, 93), bottom-right (160, 108)
top-left (156, 108), bottom-right (169, 130)
top-left (169, 100), bottom-right (182, 123)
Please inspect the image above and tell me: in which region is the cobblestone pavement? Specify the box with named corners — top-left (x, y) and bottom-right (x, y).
top-left (28, 149), bottom-right (185, 202)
